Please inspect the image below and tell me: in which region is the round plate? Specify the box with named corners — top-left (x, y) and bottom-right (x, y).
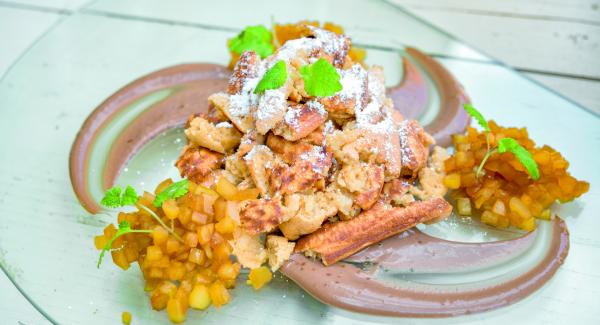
top-left (0, 0), bottom-right (598, 324)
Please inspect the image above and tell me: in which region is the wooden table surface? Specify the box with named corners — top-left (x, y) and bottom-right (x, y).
top-left (392, 0), bottom-right (600, 114)
top-left (0, 0), bottom-right (598, 324)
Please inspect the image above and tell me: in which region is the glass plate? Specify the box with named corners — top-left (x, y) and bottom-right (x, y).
top-left (0, 0), bottom-right (598, 324)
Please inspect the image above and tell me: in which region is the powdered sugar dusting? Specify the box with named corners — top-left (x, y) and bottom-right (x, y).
top-left (284, 106), bottom-right (301, 129)
top-left (306, 26), bottom-right (349, 61)
top-left (284, 100), bottom-right (326, 130)
top-left (272, 38), bottom-right (315, 63)
top-left (323, 120), bottom-right (335, 134)
top-left (244, 144), bottom-right (269, 162)
top-left (398, 120), bottom-right (412, 166)
top-left (256, 89), bottom-right (286, 121)
top-left (226, 25), bottom-right (350, 130)
top-left (307, 100), bottom-right (326, 116)
top-left (271, 25), bottom-right (349, 65)
top-left (228, 64), bottom-right (264, 118)
top-left (355, 66), bottom-right (397, 133)
top-left (299, 145), bottom-right (329, 175)
top-left (215, 122), bottom-right (233, 128)
top-left (335, 64), bottom-right (367, 111)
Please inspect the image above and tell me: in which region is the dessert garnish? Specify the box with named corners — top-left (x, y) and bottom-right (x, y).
top-left (463, 104), bottom-right (539, 180)
top-left (153, 179), bottom-right (189, 207)
top-left (100, 185), bottom-right (139, 208)
top-left (228, 25), bottom-right (274, 59)
top-left (444, 106), bottom-right (589, 230)
top-left (298, 58), bottom-right (342, 96)
top-left (254, 60), bottom-right (287, 94)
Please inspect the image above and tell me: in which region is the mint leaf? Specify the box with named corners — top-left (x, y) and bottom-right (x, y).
top-left (498, 138), bottom-right (540, 181)
top-left (100, 185), bottom-right (139, 208)
top-left (121, 186), bottom-right (139, 207)
top-left (153, 179), bottom-right (189, 208)
top-left (463, 104), bottom-right (490, 132)
top-left (97, 221), bottom-right (151, 268)
top-left (228, 25), bottom-right (274, 58)
top-left (100, 187), bottom-right (122, 208)
top-left (254, 60), bottom-right (287, 94)
top-left (300, 58), bottom-right (342, 97)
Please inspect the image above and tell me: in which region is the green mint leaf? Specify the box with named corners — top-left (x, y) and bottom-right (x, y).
top-left (463, 104), bottom-right (490, 132)
top-left (100, 187), bottom-right (122, 208)
top-left (300, 58), bottom-right (342, 97)
top-left (121, 185), bottom-right (139, 207)
top-left (254, 60), bottom-right (287, 94)
top-left (228, 25), bottom-right (274, 58)
top-left (497, 138), bottom-right (540, 181)
top-left (153, 179), bottom-right (189, 208)
top-left (97, 221), bottom-right (151, 268)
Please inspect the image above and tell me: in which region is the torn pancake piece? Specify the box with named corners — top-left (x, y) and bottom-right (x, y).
top-left (185, 116), bottom-right (242, 154)
top-left (239, 198), bottom-right (286, 235)
top-left (232, 228), bottom-right (267, 269)
top-left (175, 146), bottom-right (223, 183)
top-left (266, 235), bottom-right (295, 271)
top-left (279, 192), bottom-right (338, 240)
top-left (295, 198), bottom-right (452, 265)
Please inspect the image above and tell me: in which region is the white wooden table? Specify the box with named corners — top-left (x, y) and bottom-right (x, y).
top-left (392, 0), bottom-right (600, 115)
top-left (0, 0), bottom-right (598, 324)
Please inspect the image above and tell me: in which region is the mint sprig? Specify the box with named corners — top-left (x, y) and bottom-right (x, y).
top-left (101, 185), bottom-right (139, 208)
top-left (228, 25), bottom-right (274, 58)
top-left (498, 138), bottom-right (540, 181)
top-left (300, 58), bottom-right (342, 97)
top-left (463, 104), bottom-right (490, 132)
top-left (98, 183), bottom-right (186, 247)
top-left (153, 179), bottom-right (189, 208)
top-left (254, 60), bottom-right (287, 94)
top-left (461, 104), bottom-right (540, 181)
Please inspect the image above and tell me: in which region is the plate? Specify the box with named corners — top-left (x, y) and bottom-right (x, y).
top-left (0, 0), bottom-right (599, 324)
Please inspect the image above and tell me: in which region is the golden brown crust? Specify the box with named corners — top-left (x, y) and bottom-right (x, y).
top-left (399, 120), bottom-right (435, 178)
top-left (335, 162), bottom-right (385, 210)
top-left (228, 51), bottom-right (259, 94)
top-left (305, 25), bottom-right (351, 67)
top-left (237, 129), bottom-right (265, 158)
top-left (273, 102), bottom-right (328, 141)
top-left (383, 179), bottom-right (412, 204)
top-left (319, 96), bottom-right (359, 119)
top-left (269, 147), bottom-right (332, 194)
top-left (265, 134), bottom-right (313, 164)
top-left (354, 165), bottom-right (385, 210)
top-left (209, 92), bottom-right (255, 133)
top-left (295, 198), bottom-right (452, 265)
top-left (301, 124), bottom-right (327, 146)
top-left (206, 104), bottom-right (228, 124)
top-left (319, 65), bottom-right (368, 119)
top-left (175, 146), bottom-right (223, 183)
top-left (239, 199), bottom-right (285, 235)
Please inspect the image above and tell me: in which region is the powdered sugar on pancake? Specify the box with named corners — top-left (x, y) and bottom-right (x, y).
top-left (336, 64), bottom-right (368, 111)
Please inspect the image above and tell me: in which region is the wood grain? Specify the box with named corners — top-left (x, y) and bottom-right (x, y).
top-left (393, 0), bottom-right (600, 23)
top-left (390, 0), bottom-right (600, 114)
top-left (526, 72), bottom-right (600, 115)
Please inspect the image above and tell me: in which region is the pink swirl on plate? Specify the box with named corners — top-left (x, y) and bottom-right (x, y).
top-left (68, 49), bottom-right (568, 318)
